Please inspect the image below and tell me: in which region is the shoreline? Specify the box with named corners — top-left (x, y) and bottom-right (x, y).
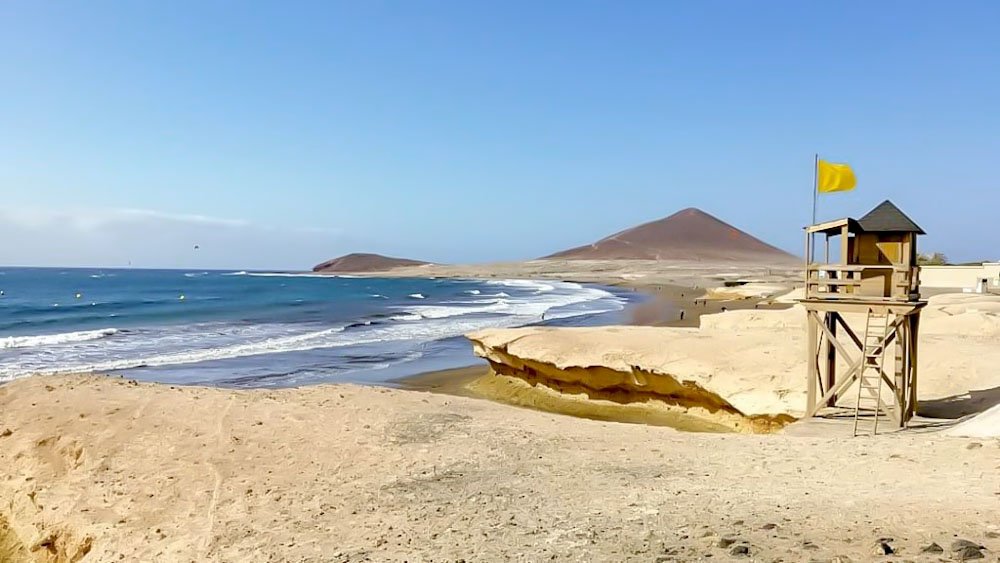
top-left (4, 279), bottom-right (1000, 560)
top-left (392, 364), bottom-right (489, 397)
top-left (393, 281), bottom-right (789, 433)
top-left (0, 274), bottom-right (631, 386)
top-left (0, 275), bottom-right (789, 435)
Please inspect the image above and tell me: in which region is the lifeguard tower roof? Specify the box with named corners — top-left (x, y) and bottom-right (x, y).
top-left (857, 200), bottom-right (925, 234)
top-left (806, 200), bottom-right (925, 236)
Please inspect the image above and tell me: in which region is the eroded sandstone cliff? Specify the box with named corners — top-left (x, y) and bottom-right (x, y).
top-left (466, 326), bottom-right (799, 433)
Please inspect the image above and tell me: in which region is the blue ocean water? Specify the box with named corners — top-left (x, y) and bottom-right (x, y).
top-left (0, 268), bottom-right (630, 387)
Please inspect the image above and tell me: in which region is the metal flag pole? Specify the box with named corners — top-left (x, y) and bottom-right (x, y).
top-left (810, 154), bottom-right (819, 262)
top-left (812, 153), bottom-right (819, 225)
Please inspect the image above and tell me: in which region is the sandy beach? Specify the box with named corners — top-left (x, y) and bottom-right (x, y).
top-left (2, 373), bottom-right (998, 562)
top-left (337, 258), bottom-right (802, 292)
top-left (7, 3), bottom-right (999, 561)
top-left (3, 266), bottom-right (1000, 562)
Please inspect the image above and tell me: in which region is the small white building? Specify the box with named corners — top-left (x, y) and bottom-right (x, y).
top-left (920, 262), bottom-right (1000, 293)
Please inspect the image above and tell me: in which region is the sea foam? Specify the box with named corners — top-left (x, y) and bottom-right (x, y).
top-left (1, 328), bottom-right (119, 350)
top-left (0, 276), bottom-right (625, 382)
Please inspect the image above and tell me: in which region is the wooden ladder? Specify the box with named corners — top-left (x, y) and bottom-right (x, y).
top-left (854, 309), bottom-right (890, 437)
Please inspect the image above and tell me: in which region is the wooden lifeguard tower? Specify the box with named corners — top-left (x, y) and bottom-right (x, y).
top-left (800, 200), bottom-right (926, 435)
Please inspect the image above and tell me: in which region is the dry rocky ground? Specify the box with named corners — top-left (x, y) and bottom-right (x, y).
top-left (1, 374), bottom-right (998, 562)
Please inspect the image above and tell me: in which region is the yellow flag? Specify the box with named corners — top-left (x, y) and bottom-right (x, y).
top-left (817, 159), bottom-right (857, 193)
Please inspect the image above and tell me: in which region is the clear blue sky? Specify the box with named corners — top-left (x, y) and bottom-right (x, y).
top-left (2, 1), bottom-right (998, 269)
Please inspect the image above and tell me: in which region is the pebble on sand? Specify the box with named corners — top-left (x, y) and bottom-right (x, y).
top-left (954, 545), bottom-right (985, 560)
top-left (920, 542), bottom-right (944, 553)
top-left (872, 540), bottom-right (894, 555)
top-left (950, 539), bottom-right (986, 560)
top-left (951, 539), bottom-right (984, 550)
top-left (729, 544), bottom-right (750, 557)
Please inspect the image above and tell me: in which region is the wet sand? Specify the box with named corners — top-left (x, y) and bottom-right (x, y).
top-left (393, 364), bottom-right (488, 397)
top-left (622, 282), bottom-right (789, 327)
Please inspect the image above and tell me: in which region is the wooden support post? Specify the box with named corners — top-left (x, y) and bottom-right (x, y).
top-left (840, 225), bottom-right (849, 265)
top-left (895, 317), bottom-right (906, 428)
top-left (824, 312), bottom-right (838, 406)
top-left (909, 312), bottom-right (921, 420)
top-left (801, 300), bottom-right (925, 424)
top-left (805, 315), bottom-right (905, 418)
top-left (817, 330), bottom-right (827, 396)
top-left (804, 234), bottom-right (812, 298)
top-left (806, 308), bottom-right (818, 415)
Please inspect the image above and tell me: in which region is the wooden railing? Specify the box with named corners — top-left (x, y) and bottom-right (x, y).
top-left (805, 264), bottom-right (920, 301)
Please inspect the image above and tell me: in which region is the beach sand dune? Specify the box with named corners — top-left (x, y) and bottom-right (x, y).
top-left (1, 374), bottom-right (998, 562)
top-left (466, 293), bottom-right (1000, 432)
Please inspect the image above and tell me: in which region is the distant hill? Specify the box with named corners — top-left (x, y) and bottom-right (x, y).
top-left (312, 253), bottom-right (429, 273)
top-left (544, 208), bottom-right (797, 263)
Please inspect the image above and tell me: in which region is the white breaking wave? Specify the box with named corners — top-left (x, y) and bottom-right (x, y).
top-left (405, 299), bottom-right (512, 319)
top-left (408, 293), bottom-right (426, 299)
top-left (0, 313), bottom-right (527, 379)
top-left (0, 278), bottom-right (625, 382)
top-left (222, 271), bottom-right (333, 278)
top-left (453, 293), bottom-right (510, 300)
top-left (184, 272), bottom-right (209, 277)
top-left (243, 272), bottom-right (333, 279)
top-left (2, 328), bottom-right (119, 350)
top-left (390, 314), bottom-right (423, 321)
top-left (487, 279), bottom-right (554, 294)
top-left (400, 280), bottom-right (622, 321)
top-left (0, 326), bottom-right (346, 379)
top-left (464, 289), bottom-right (481, 295)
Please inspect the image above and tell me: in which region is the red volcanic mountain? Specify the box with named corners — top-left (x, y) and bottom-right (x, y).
top-left (544, 208), bottom-right (796, 263)
top-left (312, 253), bottom-right (429, 273)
